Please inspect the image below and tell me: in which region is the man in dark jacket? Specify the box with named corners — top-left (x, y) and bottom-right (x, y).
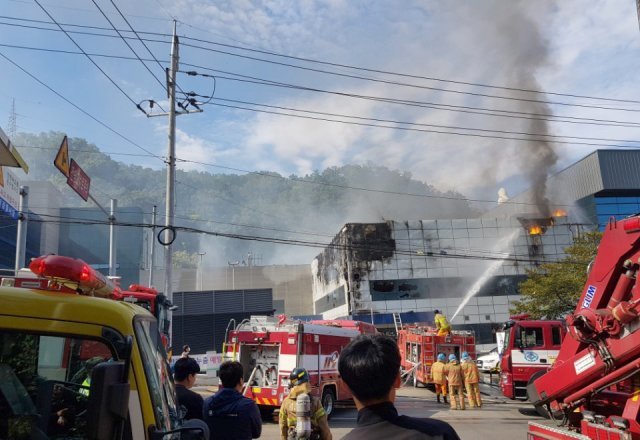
top-left (338, 334), bottom-right (460, 440)
top-left (174, 357), bottom-right (204, 420)
top-left (203, 361), bottom-right (262, 439)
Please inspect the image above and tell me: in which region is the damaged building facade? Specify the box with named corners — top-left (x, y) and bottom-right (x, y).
top-left (312, 216), bottom-right (575, 345)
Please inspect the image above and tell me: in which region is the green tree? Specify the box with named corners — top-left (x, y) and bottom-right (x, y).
top-left (511, 231), bottom-right (603, 319)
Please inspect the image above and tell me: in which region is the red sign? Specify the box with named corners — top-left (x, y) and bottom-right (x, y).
top-left (67, 159), bottom-right (90, 201)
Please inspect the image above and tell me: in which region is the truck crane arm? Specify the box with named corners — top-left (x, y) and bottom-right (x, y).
top-left (528, 216), bottom-right (640, 436)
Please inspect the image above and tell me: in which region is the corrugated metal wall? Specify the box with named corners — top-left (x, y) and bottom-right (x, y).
top-left (171, 289), bottom-right (273, 353)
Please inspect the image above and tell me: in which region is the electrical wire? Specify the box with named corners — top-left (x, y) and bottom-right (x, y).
top-left (204, 97), bottom-right (640, 146)
top-left (206, 100), bottom-right (640, 150)
top-left (183, 68), bottom-right (640, 129)
top-left (12, 210), bottom-right (577, 266)
top-left (90, 0), bottom-right (167, 94)
top-left (33, 0), bottom-right (141, 109)
top-left (0, 51), bottom-right (164, 161)
top-left (3, 34), bottom-right (640, 129)
top-left (2, 15), bottom-right (639, 106)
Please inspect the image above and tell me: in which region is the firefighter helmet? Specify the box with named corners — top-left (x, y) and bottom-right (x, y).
top-left (289, 368), bottom-right (310, 387)
top-left (437, 353), bottom-right (446, 362)
top-left (449, 353), bottom-right (457, 362)
top-left (461, 352), bottom-right (470, 361)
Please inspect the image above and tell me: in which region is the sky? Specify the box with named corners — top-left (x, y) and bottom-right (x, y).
top-left (2, 0), bottom-right (640, 205)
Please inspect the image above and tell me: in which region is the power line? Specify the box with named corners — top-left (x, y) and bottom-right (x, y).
top-left (33, 0), bottom-right (141, 109)
top-left (183, 67), bottom-right (640, 129)
top-left (89, 0), bottom-right (167, 94)
top-left (206, 101), bottom-right (640, 150)
top-left (3, 33), bottom-right (640, 129)
top-left (16, 211), bottom-right (572, 266)
top-left (205, 97), bottom-right (640, 146)
top-left (0, 50), bottom-right (164, 160)
top-left (2, 14), bottom-right (639, 107)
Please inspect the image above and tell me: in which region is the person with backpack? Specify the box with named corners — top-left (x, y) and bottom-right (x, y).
top-left (279, 368), bottom-right (332, 440)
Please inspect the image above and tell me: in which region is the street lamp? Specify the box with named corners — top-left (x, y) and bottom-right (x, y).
top-left (228, 260), bottom-right (240, 290)
top-left (197, 252), bottom-right (206, 290)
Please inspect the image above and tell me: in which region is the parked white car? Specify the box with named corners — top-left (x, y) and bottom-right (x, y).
top-left (476, 347), bottom-right (500, 371)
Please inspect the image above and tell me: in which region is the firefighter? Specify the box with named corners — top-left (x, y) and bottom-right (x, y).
top-left (430, 353), bottom-right (448, 404)
top-left (444, 354), bottom-right (465, 410)
top-left (434, 310), bottom-right (451, 336)
top-left (279, 368), bottom-right (332, 440)
top-left (461, 352), bottom-right (482, 408)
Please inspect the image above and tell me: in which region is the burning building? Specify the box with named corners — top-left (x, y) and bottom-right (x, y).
top-left (312, 215), bottom-right (573, 345)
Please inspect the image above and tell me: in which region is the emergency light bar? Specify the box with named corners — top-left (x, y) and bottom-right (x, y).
top-left (29, 255), bottom-right (117, 298)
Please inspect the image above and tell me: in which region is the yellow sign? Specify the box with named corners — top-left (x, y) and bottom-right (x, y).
top-left (54, 136), bottom-right (70, 177)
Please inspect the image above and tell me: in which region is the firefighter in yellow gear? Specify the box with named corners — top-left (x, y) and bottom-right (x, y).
top-left (279, 368), bottom-right (332, 440)
top-left (444, 354), bottom-right (465, 410)
top-left (461, 352), bottom-right (482, 408)
top-left (429, 353), bottom-right (448, 404)
top-left (434, 310), bottom-right (451, 336)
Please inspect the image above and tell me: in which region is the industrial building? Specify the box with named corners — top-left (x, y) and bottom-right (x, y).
top-left (311, 216), bottom-right (575, 344)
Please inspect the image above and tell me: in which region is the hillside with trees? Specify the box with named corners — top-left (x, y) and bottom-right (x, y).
top-left (14, 131), bottom-right (476, 265)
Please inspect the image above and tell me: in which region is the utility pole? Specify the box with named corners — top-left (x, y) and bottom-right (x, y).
top-left (142, 21), bottom-right (202, 342)
top-left (109, 199), bottom-right (117, 277)
top-left (14, 186), bottom-right (28, 273)
top-left (148, 205), bottom-right (157, 286)
top-left (164, 21), bottom-right (179, 333)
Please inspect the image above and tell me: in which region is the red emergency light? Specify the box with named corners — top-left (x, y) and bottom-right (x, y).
top-left (623, 216), bottom-right (640, 233)
top-left (29, 255), bottom-right (117, 298)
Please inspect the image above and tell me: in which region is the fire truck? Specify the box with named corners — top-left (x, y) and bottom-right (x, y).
top-left (499, 314), bottom-right (565, 399)
top-left (223, 315), bottom-right (377, 417)
top-left (526, 215), bottom-right (640, 439)
top-left (0, 260), bottom-right (207, 439)
top-left (397, 325), bottom-right (476, 387)
top-left (1, 254), bottom-right (175, 347)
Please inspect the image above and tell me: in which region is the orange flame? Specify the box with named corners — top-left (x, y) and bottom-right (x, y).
top-left (553, 209), bottom-right (568, 217)
top-left (529, 225), bottom-right (542, 235)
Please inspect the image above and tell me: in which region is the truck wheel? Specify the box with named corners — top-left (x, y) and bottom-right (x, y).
top-left (322, 388), bottom-right (336, 419)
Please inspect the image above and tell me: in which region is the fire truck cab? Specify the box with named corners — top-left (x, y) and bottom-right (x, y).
top-left (0, 270), bottom-right (206, 439)
top-left (499, 314), bottom-right (565, 400)
top-left (398, 325), bottom-right (476, 387)
top-left (224, 315), bottom-right (376, 417)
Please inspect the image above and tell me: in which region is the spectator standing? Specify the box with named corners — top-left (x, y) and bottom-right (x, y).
top-left (429, 353), bottom-right (448, 404)
top-left (444, 354), bottom-right (465, 410)
top-left (338, 334), bottom-right (460, 440)
top-left (181, 345), bottom-right (191, 358)
top-left (173, 357), bottom-right (204, 420)
top-left (460, 352), bottom-right (482, 408)
top-left (279, 367), bottom-right (332, 440)
top-left (203, 361), bottom-right (262, 440)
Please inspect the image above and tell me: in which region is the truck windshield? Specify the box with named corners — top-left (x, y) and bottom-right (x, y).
top-left (134, 319), bottom-right (179, 432)
top-left (503, 328), bottom-right (512, 352)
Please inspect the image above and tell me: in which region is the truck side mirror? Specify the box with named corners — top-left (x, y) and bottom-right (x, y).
top-left (86, 361), bottom-right (130, 440)
top-left (150, 419), bottom-right (210, 440)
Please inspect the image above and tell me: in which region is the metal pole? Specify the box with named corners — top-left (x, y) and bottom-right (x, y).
top-left (14, 185), bottom-right (28, 273)
top-left (109, 199), bottom-right (117, 276)
top-left (164, 21), bottom-right (179, 340)
top-left (198, 251), bottom-right (206, 290)
top-left (148, 205), bottom-right (156, 286)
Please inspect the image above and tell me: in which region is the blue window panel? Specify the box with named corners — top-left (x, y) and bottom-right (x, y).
top-left (595, 204), bottom-right (619, 215)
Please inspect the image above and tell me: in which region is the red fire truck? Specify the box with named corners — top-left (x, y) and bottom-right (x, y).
top-left (223, 315), bottom-right (376, 417)
top-left (526, 215), bottom-right (640, 439)
top-left (397, 325), bottom-right (476, 387)
top-left (1, 254), bottom-right (174, 346)
top-left (499, 314), bottom-right (565, 400)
